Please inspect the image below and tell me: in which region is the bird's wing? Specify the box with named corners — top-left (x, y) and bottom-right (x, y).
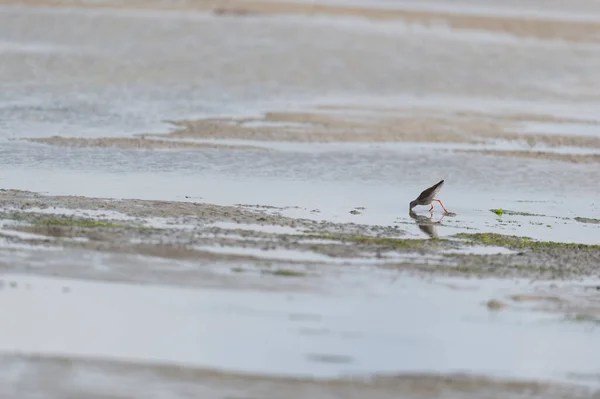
top-left (416, 180), bottom-right (444, 201)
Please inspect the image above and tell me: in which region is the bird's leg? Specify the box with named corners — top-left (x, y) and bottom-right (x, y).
top-left (433, 199), bottom-right (449, 213)
top-left (429, 204), bottom-right (434, 212)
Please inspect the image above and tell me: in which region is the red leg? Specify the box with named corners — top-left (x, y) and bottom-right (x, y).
top-left (433, 199), bottom-right (449, 213)
top-left (429, 204), bottom-right (434, 212)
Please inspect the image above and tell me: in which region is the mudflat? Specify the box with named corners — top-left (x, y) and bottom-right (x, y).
top-left (1, 0), bottom-right (599, 397)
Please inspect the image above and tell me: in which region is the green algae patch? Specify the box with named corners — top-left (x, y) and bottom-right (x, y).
top-left (490, 209), bottom-right (572, 220)
top-left (20, 214), bottom-right (153, 230)
top-left (571, 314), bottom-right (600, 325)
top-left (38, 217), bottom-right (126, 228)
top-left (302, 233), bottom-right (439, 250)
top-left (455, 233), bottom-right (600, 250)
top-left (0, 211), bottom-right (130, 229)
top-left (575, 217), bottom-right (600, 225)
top-left (490, 209), bottom-right (547, 217)
top-left (351, 236), bottom-right (432, 249)
top-left (486, 299), bottom-right (508, 311)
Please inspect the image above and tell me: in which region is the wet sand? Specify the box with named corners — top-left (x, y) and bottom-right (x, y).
top-left (27, 109), bottom-right (600, 164)
top-left (5, 0), bottom-right (600, 43)
top-left (1, 0), bottom-right (600, 397)
top-left (0, 354), bottom-right (594, 399)
top-left (1, 189), bottom-right (600, 280)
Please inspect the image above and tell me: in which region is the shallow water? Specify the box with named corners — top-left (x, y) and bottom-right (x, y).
top-left (0, 273), bottom-right (598, 385)
top-left (2, 3), bottom-right (600, 140)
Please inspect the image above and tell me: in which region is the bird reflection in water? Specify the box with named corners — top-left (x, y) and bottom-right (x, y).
top-left (409, 210), bottom-right (446, 239)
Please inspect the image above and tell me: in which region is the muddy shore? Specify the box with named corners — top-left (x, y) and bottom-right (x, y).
top-left (1, 189), bottom-right (600, 280)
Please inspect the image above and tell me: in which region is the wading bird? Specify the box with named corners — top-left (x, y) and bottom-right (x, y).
top-left (409, 180), bottom-right (449, 213)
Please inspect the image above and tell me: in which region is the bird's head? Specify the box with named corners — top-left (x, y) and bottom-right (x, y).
top-left (409, 200), bottom-right (418, 210)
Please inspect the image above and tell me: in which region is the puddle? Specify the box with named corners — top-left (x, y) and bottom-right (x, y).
top-left (0, 273), bottom-right (598, 385)
top-left (193, 245), bottom-right (429, 264)
top-left (206, 221), bottom-right (300, 235)
top-left (443, 246), bottom-right (516, 255)
top-left (0, 237), bottom-right (62, 252)
top-left (0, 228), bottom-right (53, 242)
top-left (142, 218), bottom-right (197, 230)
top-left (194, 234), bottom-right (273, 243)
top-left (297, 237), bottom-right (352, 245)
